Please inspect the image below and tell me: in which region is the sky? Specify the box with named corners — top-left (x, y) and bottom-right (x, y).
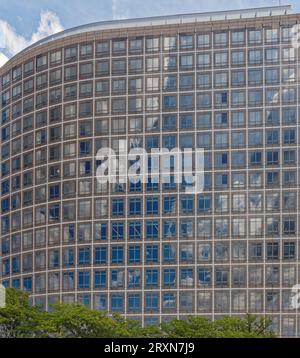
top-left (0, 0), bottom-right (299, 67)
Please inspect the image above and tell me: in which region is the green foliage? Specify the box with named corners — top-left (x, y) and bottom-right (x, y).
top-left (211, 314), bottom-right (275, 338)
top-left (0, 288), bottom-right (275, 338)
top-left (160, 315), bottom-right (274, 338)
top-left (0, 288), bottom-right (43, 337)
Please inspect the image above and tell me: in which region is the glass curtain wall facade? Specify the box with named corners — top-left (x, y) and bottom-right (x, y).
top-left (0, 5), bottom-right (300, 336)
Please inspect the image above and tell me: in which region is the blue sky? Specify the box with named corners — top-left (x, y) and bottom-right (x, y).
top-left (0, 0), bottom-right (299, 66)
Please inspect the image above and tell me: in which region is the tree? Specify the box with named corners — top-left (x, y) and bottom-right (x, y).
top-left (0, 288), bottom-right (44, 338)
top-left (160, 316), bottom-right (217, 338)
top-left (0, 288), bottom-right (275, 338)
top-left (39, 304), bottom-right (120, 338)
top-left (160, 315), bottom-right (274, 338)
top-left (211, 314), bottom-right (275, 338)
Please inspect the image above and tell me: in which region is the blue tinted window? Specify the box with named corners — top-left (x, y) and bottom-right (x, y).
top-left (78, 271), bottom-right (90, 289)
top-left (128, 245), bottom-right (141, 263)
top-left (23, 276), bottom-right (33, 292)
top-left (146, 245), bottom-right (159, 263)
top-left (163, 268), bottom-right (176, 286)
top-left (95, 247), bottom-right (107, 264)
top-left (112, 222), bottom-right (124, 240)
top-left (146, 220), bottom-right (158, 239)
top-left (94, 271), bottom-right (106, 288)
top-left (129, 221), bottom-right (141, 240)
top-left (146, 269), bottom-right (158, 286)
top-left (111, 246), bottom-right (124, 264)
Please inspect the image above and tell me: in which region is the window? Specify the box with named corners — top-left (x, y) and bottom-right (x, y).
top-left (111, 246), bottom-right (124, 264)
top-left (283, 242), bottom-right (295, 260)
top-left (78, 271), bottom-right (90, 289)
top-left (112, 40), bottom-right (126, 54)
top-left (197, 54), bottom-right (210, 68)
top-left (180, 34), bottom-right (193, 49)
top-left (231, 51), bottom-right (244, 65)
top-left (198, 194), bottom-right (211, 212)
top-left (267, 151), bottom-right (279, 165)
top-left (215, 72), bottom-right (228, 87)
top-left (128, 293), bottom-right (140, 312)
top-left (163, 95), bottom-right (176, 110)
top-left (265, 68), bottom-right (279, 85)
top-left (283, 150), bottom-right (295, 164)
top-left (146, 57), bottom-right (159, 71)
top-left (215, 92), bottom-right (228, 106)
top-left (181, 196), bottom-right (194, 213)
top-left (163, 268), bottom-right (176, 286)
top-left (197, 33), bottom-right (210, 48)
top-left (214, 32), bottom-right (228, 46)
top-left (266, 28), bottom-right (279, 43)
top-left (215, 52), bottom-right (228, 67)
top-left (162, 116), bottom-right (176, 132)
top-left (146, 220), bottom-right (158, 239)
top-left (197, 72), bottom-right (211, 88)
top-left (94, 271), bottom-right (106, 288)
top-left (95, 81), bottom-right (109, 96)
top-left (128, 245), bottom-right (141, 263)
top-left (283, 218), bottom-right (296, 235)
top-left (197, 93), bottom-right (211, 109)
top-left (129, 198), bottom-right (141, 215)
top-left (96, 60), bottom-right (109, 75)
top-left (112, 222), bottom-right (124, 240)
top-left (146, 77), bottom-right (159, 91)
top-left (164, 36), bottom-right (176, 51)
top-left (78, 248), bottom-right (90, 265)
top-left (215, 152), bottom-right (228, 168)
top-left (248, 69), bottom-right (262, 85)
top-left (65, 47), bottom-right (77, 61)
top-left (265, 48), bottom-right (279, 63)
top-left (266, 243), bottom-right (279, 260)
top-left (95, 223), bottom-right (107, 241)
top-left (249, 218), bottom-right (262, 236)
top-left (180, 55), bottom-right (193, 69)
top-left (162, 243), bottom-right (176, 262)
top-left (232, 30), bottom-right (245, 45)
top-left (248, 29), bottom-right (262, 44)
top-left (96, 41), bottom-right (109, 56)
top-left (129, 58), bottom-right (143, 73)
top-left (146, 269), bottom-right (158, 287)
top-left (36, 55), bottom-right (47, 69)
top-left (128, 221), bottom-right (141, 240)
top-left (111, 294), bottom-right (124, 312)
top-left (163, 75), bottom-right (176, 91)
top-left (80, 63), bottom-right (93, 77)
top-left (112, 199), bottom-right (124, 216)
top-left (248, 49), bottom-right (262, 65)
top-left (249, 151), bottom-right (262, 166)
top-left (24, 61), bottom-right (34, 75)
top-left (146, 37), bottom-right (159, 52)
top-left (282, 68), bottom-right (296, 83)
top-left (80, 43), bottom-right (93, 58)
top-left (231, 70), bottom-right (245, 86)
top-left (249, 243), bottom-right (262, 261)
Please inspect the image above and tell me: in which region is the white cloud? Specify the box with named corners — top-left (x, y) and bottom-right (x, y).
top-left (112, 0), bottom-right (118, 20)
top-left (0, 52), bottom-right (9, 67)
top-left (30, 10), bottom-right (64, 44)
top-left (112, 0), bottom-right (129, 20)
top-left (0, 10), bottom-right (63, 67)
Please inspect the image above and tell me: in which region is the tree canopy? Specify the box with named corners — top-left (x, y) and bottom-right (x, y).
top-left (0, 288), bottom-right (275, 338)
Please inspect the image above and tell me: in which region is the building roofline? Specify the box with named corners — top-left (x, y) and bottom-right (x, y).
top-left (1, 5), bottom-right (293, 70)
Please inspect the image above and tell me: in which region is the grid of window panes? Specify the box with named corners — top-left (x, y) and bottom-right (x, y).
top-left (0, 24), bottom-right (300, 336)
